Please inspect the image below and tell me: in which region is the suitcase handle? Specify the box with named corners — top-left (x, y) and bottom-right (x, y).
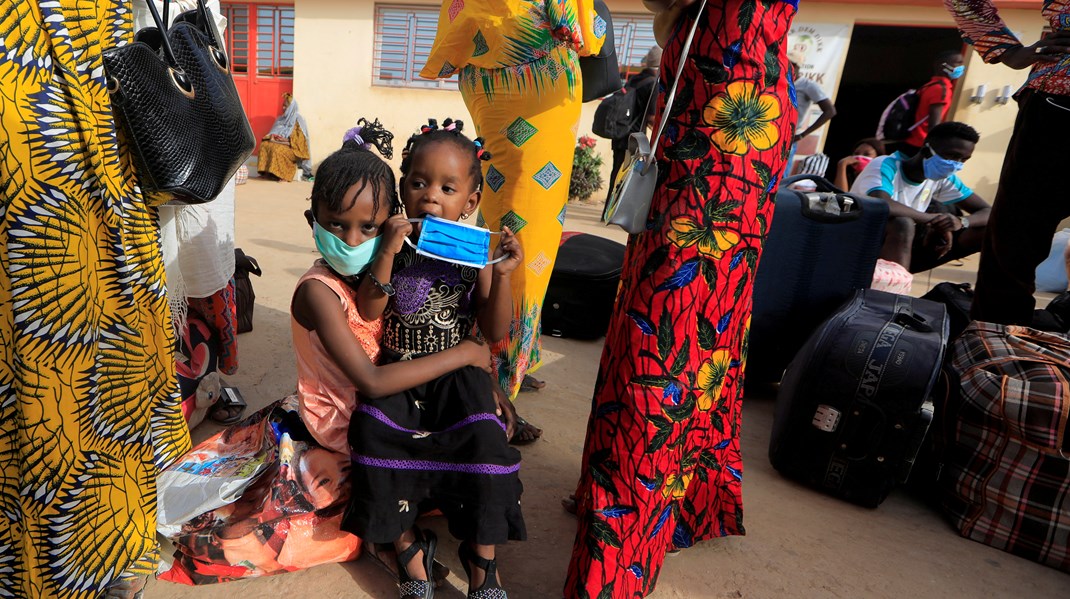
top-left (782, 175), bottom-right (866, 223)
top-left (782, 174), bottom-right (844, 193)
top-left (893, 311), bottom-right (933, 333)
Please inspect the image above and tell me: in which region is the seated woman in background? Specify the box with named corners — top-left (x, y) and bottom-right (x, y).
top-left (834, 137), bottom-right (885, 191)
top-left (257, 93), bottom-right (312, 182)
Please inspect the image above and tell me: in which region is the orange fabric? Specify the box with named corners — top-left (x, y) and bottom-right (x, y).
top-left (292, 262), bottom-right (382, 454)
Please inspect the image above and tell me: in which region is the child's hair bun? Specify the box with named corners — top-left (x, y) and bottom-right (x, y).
top-left (340, 117), bottom-right (394, 160)
top-left (473, 137), bottom-right (492, 162)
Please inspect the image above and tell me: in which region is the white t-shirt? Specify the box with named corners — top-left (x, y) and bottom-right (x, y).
top-left (794, 77), bottom-right (829, 128)
top-left (849, 152), bottom-right (972, 212)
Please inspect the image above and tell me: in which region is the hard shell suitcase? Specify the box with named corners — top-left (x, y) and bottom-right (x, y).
top-left (541, 233), bottom-right (626, 340)
top-left (769, 289), bottom-right (950, 507)
top-left (749, 175), bottom-right (889, 384)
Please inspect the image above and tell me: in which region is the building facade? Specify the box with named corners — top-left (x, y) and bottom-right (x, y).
top-left (219, 0), bottom-right (1045, 198)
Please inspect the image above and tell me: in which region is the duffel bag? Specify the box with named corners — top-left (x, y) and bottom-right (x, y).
top-left (938, 322), bottom-right (1070, 573)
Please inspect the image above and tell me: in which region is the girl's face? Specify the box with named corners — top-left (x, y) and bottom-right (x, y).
top-left (299, 448), bottom-right (351, 509)
top-left (401, 141), bottom-right (480, 223)
top-left (315, 181), bottom-right (390, 247)
top-left (854, 143), bottom-right (879, 158)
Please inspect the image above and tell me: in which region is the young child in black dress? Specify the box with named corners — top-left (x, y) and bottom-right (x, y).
top-left (343, 118), bottom-right (526, 599)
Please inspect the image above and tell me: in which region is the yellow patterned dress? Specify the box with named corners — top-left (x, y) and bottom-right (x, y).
top-left (422, 0), bottom-right (605, 400)
top-left (0, 2), bottom-right (190, 597)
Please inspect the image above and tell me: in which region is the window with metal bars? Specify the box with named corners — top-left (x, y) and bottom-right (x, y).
top-left (370, 5), bottom-right (654, 88)
top-left (220, 3), bottom-right (249, 74)
top-left (374, 4), bottom-right (457, 89)
top-left (613, 14), bottom-right (658, 78)
top-left (219, 3), bottom-right (294, 77)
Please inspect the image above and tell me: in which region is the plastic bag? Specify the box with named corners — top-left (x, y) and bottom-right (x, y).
top-left (158, 396), bottom-right (361, 584)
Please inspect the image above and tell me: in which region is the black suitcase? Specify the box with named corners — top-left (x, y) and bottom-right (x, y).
top-left (748, 175), bottom-right (889, 384)
top-left (769, 289), bottom-right (949, 507)
top-left (541, 233), bottom-right (625, 340)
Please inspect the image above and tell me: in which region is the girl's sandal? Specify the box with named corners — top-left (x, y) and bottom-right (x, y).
top-left (396, 529), bottom-right (437, 599)
top-left (458, 542), bottom-right (508, 599)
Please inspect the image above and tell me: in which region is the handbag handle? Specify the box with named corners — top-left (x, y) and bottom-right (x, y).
top-left (137, 1), bottom-right (228, 93)
top-left (644, 0), bottom-right (709, 175)
top-left (143, 1), bottom-right (181, 73)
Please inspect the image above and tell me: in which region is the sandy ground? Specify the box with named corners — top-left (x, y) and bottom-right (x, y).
top-left (147, 177), bottom-right (1067, 598)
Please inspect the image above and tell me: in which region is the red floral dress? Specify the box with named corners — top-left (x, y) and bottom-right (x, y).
top-left (566, 1), bottom-right (798, 596)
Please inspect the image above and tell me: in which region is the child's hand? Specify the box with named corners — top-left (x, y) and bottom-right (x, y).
top-left (381, 215), bottom-right (412, 256)
top-left (460, 335), bottom-right (492, 373)
top-left (492, 226), bottom-right (523, 277)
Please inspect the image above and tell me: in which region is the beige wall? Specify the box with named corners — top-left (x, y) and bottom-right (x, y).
top-left (295, 0), bottom-right (649, 178)
top-left (793, 3), bottom-right (1043, 199)
top-left (295, 0), bottom-right (1044, 198)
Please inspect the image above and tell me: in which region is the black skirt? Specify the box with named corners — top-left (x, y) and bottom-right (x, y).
top-left (342, 365), bottom-right (526, 545)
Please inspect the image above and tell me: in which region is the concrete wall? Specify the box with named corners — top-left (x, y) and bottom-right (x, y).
top-left (294, 0), bottom-right (649, 177)
top-left (294, 0), bottom-right (1043, 198)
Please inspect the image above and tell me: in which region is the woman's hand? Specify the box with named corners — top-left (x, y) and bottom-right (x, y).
top-left (460, 336), bottom-right (492, 373)
top-left (999, 31), bottom-right (1070, 70)
top-left (492, 226), bottom-right (523, 277)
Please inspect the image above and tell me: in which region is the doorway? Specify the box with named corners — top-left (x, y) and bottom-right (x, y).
top-left (823, 24), bottom-right (964, 181)
top-left (220, 2), bottom-right (295, 153)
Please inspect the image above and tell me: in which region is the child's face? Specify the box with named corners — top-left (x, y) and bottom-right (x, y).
top-left (299, 448), bottom-right (351, 510)
top-left (315, 181), bottom-right (390, 247)
top-left (855, 143), bottom-right (879, 158)
top-left (401, 141), bottom-right (480, 223)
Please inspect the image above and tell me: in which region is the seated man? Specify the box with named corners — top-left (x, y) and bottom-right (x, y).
top-left (850, 121), bottom-right (991, 273)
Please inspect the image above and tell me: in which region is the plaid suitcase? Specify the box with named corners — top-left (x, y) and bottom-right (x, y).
top-left (938, 322), bottom-right (1070, 573)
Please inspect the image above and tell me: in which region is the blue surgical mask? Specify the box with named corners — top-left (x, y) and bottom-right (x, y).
top-left (943, 63), bottom-right (965, 80)
top-left (313, 222), bottom-right (381, 276)
top-left (922, 146), bottom-right (965, 180)
top-left (405, 215), bottom-right (507, 269)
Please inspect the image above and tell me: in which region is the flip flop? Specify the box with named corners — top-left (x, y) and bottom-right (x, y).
top-left (508, 416), bottom-right (542, 445)
top-left (519, 375), bottom-right (546, 393)
top-left (209, 386), bottom-right (246, 425)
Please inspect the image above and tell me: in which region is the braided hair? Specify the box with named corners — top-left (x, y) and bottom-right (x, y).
top-left (311, 117), bottom-right (401, 217)
top-left (399, 118), bottom-right (492, 190)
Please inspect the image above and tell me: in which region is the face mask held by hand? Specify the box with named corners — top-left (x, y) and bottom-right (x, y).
top-left (405, 214), bottom-right (509, 269)
top-left (313, 222), bottom-right (382, 276)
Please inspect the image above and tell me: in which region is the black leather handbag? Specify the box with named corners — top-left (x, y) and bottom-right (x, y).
top-left (103, 0), bottom-right (255, 204)
top-left (578, 0), bottom-right (622, 102)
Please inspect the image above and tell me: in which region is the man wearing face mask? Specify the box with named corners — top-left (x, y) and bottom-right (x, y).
top-left (898, 50), bottom-right (965, 156)
top-left (851, 121), bottom-right (991, 273)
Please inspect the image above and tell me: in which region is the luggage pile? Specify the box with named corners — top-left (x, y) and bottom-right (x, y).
top-left (749, 176), bottom-right (1070, 574)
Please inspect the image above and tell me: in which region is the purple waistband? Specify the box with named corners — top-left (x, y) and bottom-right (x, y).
top-left (357, 404), bottom-right (507, 434)
top-left (351, 455), bottom-right (521, 475)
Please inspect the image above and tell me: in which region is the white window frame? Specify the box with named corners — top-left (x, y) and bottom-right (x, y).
top-left (373, 4), bottom-right (458, 90)
top-left (613, 14), bottom-right (658, 75)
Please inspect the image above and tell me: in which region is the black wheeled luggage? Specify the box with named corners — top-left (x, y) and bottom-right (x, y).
top-left (541, 233), bottom-right (626, 340)
top-left (769, 289), bottom-right (949, 507)
top-left (748, 175), bottom-right (889, 384)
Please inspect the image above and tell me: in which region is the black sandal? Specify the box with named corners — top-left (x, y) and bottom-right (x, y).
top-left (458, 542), bottom-right (507, 599)
top-left (396, 529), bottom-right (437, 599)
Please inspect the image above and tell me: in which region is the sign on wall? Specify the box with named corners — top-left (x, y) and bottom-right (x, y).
top-left (787, 22), bottom-right (851, 154)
